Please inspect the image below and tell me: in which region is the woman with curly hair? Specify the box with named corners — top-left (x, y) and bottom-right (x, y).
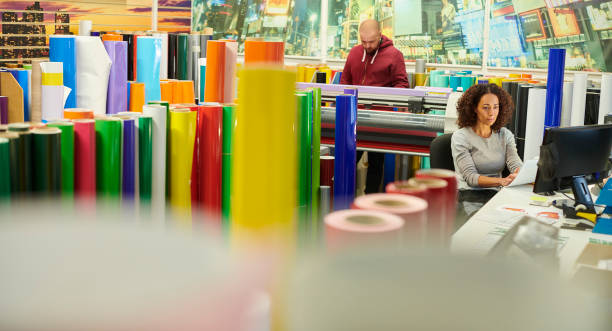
top-left (451, 83), bottom-right (523, 191)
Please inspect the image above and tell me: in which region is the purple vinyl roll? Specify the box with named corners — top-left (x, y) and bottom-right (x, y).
top-left (0, 96), bottom-right (7, 124)
top-left (122, 118), bottom-right (136, 199)
top-left (104, 40), bottom-right (128, 114)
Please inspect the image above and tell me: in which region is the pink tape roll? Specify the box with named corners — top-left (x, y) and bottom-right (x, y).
top-left (324, 209), bottom-right (404, 252)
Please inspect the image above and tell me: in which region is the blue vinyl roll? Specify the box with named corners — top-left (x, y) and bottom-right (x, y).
top-left (460, 76), bottom-right (474, 92)
top-left (333, 94), bottom-right (357, 210)
top-left (122, 118), bottom-right (136, 199)
top-left (332, 72), bottom-right (342, 84)
top-left (343, 88), bottom-right (358, 99)
top-left (544, 48), bottom-right (566, 129)
top-left (136, 36), bottom-right (161, 103)
top-left (383, 153), bottom-right (396, 187)
top-left (49, 35), bottom-right (76, 108)
top-left (449, 75), bottom-right (461, 92)
top-left (9, 69), bottom-right (30, 121)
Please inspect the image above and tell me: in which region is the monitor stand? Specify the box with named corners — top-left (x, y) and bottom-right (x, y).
top-left (571, 175), bottom-right (595, 212)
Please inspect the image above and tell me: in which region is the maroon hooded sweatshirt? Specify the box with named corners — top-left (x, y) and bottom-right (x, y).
top-left (340, 35), bottom-right (409, 88)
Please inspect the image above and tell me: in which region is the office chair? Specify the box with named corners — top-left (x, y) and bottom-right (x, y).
top-left (429, 133), bottom-right (455, 171)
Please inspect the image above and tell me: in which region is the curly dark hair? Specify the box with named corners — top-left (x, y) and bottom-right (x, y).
top-left (456, 83), bottom-right (514, 132)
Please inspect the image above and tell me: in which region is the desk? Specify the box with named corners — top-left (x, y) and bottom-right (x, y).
top-left (451, 185), bottom-right (612, 278)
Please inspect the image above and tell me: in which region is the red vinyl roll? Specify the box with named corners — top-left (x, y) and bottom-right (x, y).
top-left (320, 155), bottom-right (334, 207)
top-left (352, 193), bottom-right (428, 245)
top-left (324, 209), bottom-right (404, 252)
top-left (198, 105), bottom-right (223, 221)
top-left (415, 168), bottom-right (458, 238)
top-left (407, 177), bottom-right (448, 245)
top-left (73, 119), bottom-right (96, 198)
top-left (385, 180), bottom-right (429, 200)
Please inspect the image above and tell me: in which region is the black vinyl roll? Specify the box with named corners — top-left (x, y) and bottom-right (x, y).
top-left (168, 34), bottom-right (178, 79)
top-left (123, 34), bottom-right (135, 81)
top-left (584, 88), bottom-right (601, 125)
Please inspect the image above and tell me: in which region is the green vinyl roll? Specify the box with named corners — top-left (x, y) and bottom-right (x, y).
top-left (0, 137), bottom-right (10, 199)
top-left (296, 92), bottom-right (312, 237)
top-left (31, 127), bottom-right (62, 194)
top-left (177, 34), bottom-right (189, 80)
top-left (310, 87), bottom-right (321, 235)
top-left (17, 131), bottom-right (33, 193)
top-left (47, 121), bottom-right (74, 196)
top-left (138, 115), bottom-right (153, 202)
top-left (221, 105), bottom-right (234, 233)
top-left (3, 132), bottom-right (20, 194)
top-left (95, 118), bottom-right (122, 199)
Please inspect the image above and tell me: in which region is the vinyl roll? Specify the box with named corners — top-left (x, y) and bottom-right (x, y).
top-left (137, 36), bottom-right (162, 103)
top-left (160, 81), bottom-right (172, 103)
top-left (95, 117), bottom-right (122, 199)
top-left (10, 127), bottom-right (33, 193)
top-left (1, 132), bottom-right (19, 194)
top-left (138, 115), bottom-right (153, 203)
top-left (460, 75), bottom-right (474, 92)
top-left (415, 73), bottom-right (427, 87)
top-left (570, 73), bottom-right (587, 126)
top-left (204, 40), bottom-right (226, 103)
top-left (198, 59), bottom-right (206, 101)
top-left (177, 34), bottom-right (189, 80)
top-left (78, 20), bottom-right (92, 36)
top-left (489, 77), bottom-right (502, 87)
top-left (515, 84), bottom-right (534, 157)
top-left (64, 108), bottom-right (93, 120)
top-left (115, 116), bottom-right (136, 200)
top-left (187, 34), bottom-right (199, 83)
top-left (153, 32), bottom-right (169, 80)
top-left (524, 88), bottom-right (547, 161)
top-left (599, 73), bottom-right (612, 124)
top-left (129, 82), bottom-right (145, 112)
top-left (231, 68), bottom-right (296, 248)
top-left (31, 127), bottom-right (61, 194)
top-left (585, 88), bottom-right (601, 125)
top-left (352, 193), bottom-right (428, 244)
top-left (311, 87), bottom-right (322, 225)
top-left (31, 59), bottom-right (43, 123)
top-left (123, 35), bottom-right (135, 81)
top-left (178, 81), bottom-right (195, 104)
top-left (320, 155), bottom-right (334, 188)
top-left (47, 36), bottom-right (77, 108)
top-left (0, 96), bottom-right (7, 124)
top-left (324, 209), bottom-right (404, 251)
top-left (407, 177), bottom-right (447, 244)
top-left (9, 69), bottom-right (30, 121)
top-left (47, 121), bottom-right (74, 197)
top-left (0, 137), bottom-right (9, 199)
top-left (296, 92), bottom-right (312, 231)
top-left (169, 108), bottom-right (196, 223)
top-left (320, 186), bottom-right (331, 221)
top-left (560, 81), bottom-right (573, 127)
top-left (40, 62), bottom-right (64, 121)
top-left (168, 34), bottom-right (178, 79)
top-left (449, 76), bottom-right (461, 91)
top-left (415, 168), bottom-right (457, 238)
top-left (333, 94), bottom-right (357, 210)
top-left (197, 105), bottom-right (223, 221)
top-left (221, 105), bottom-right (234, 229)
top-left (75, 36), bottom-right (112, 116)
top-left (223, 40), bottom-right (237, 103)
top-left (102, 33), bottom-right (122, 42)
top-left (104, 40), bottom-right (128, 114)
top-left (415, 59), bottom-right (426, 73)
top-left (385, 180), bottom-right (429, 201)
top-left (244, 40), bottom-right (284, 65)
top-left (544, 49), bottom-right (566, 128)
top-left (73, 119), bottom-right (96, 197)
top-left (142, 104), bottom-right (167, 213)
top-left (199, 34), bottom-right (212, 60)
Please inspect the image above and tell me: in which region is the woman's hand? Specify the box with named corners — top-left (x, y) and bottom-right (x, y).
top-left (499, 168), bottom-right (519, 187)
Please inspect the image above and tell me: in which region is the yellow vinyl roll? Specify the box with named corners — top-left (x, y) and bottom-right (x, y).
top-left (509, 73), bottom-right (521, 78)
top-left (321, 68), bottom-right (332, 84)
top-left (305, 66), bottom-right (317, 83)
top-left (231, 67), bottom-right (297, 249)
top-left (169, 108), bottom-right (197, 225)
top-left (489, 77), bottom-right (502, 87)
top-left (296, 65), bottom-right (306, 83)
top-left (415, 73), bottom-right (427, 86)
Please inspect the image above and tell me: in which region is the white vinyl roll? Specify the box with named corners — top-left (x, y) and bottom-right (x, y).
top-left (40, 62), bottom-right (64, 121)
top-left (560, 81), bottom-right (573, 127)
top-left (570, 73), bottom-right (587, 126)
top-left (598, 73), bottom-right (612, 124)
top-left (444, 92), bottom-right (461, 133)
top-left (223, 41), bottom-right (237, 103)
top-left (524, 88), bottom-right (547, 161)
top-left (78, 20), bottom-right (92, 36)
top-left (142, 104), bottom-right (167, 216)
top-left (153, 33), bottom-right (169, 80)
top-left (75, 36), bottom-right (112, 116)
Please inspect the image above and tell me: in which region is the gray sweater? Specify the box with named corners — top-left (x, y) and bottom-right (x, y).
top-left (451, 127), bottom-right (523, 190)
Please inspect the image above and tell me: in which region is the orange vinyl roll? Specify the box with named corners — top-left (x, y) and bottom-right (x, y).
top-left (521, 73), bottom-right (532, 79)
top-left (160, 81), bottom-right (172, 103)
top-left (64, 108), bottom-right (94, 120)
top-left (204, 40), bottom-right (226, 103)
top-left (244, 40), bottom-right (284, 65)
top-left (129, 82), bottom-right (145, 112)
top-left (169, 80), bottom-right (179, 104)
top-left (102, 34), bottom-right (122, 42)
top-left (179, 81), bottom-right (195, 104)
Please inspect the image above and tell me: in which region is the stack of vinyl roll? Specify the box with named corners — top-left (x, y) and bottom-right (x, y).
top-left (296, 63), bottom-right (333, 84)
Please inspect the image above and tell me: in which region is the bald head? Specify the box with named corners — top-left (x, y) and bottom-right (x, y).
top-left (359, 19), bottom-right (382, 54)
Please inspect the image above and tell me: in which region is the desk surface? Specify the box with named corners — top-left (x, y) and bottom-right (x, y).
top-left (451, 185), bottom-right (612, 277)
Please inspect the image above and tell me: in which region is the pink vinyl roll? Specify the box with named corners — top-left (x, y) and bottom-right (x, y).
top-left (407, 177), bottom-right (448, 245)
top-left (73, 119), bottom-right (96, 198)
top-left (324, 209), bottom-right (404, 252)
top-left (415, 169), bottom-right (458, 238)
top-left (385, 181), bottom-right (429, 201)
top-left (352, 193), bottom-right (428, 245)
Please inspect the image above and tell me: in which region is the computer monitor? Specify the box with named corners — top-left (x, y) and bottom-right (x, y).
top-left (533, 124), bottom-right (612, 208)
